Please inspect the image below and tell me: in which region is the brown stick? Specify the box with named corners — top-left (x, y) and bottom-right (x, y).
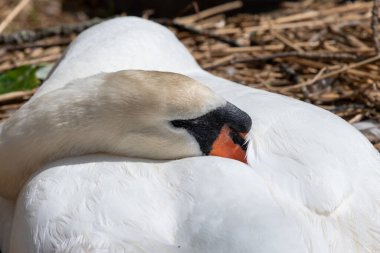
top-left (209, 51), bottom-right (359, 69)
top-left (256, 51), bottom-right (358, 61)
top-left (284, 54), bottom-right (380, 91)
top-left (245, 16), bottom-right (370, 33)
top-left (161, 19), bottom-right (241, 47)
top-left (281, 68), bottom-right (327, 92)
top-left (348, 114), bottom-right (363, 124)
top-left (315, 54), bottom-right (380, 79)
top-left (371, 0), bottom-right (380, 54)
top-left (0, 90), bottom-right (35, 105)
top-left (273, 32), bottom-right (304, 52)
top-left (0, 0), bottom-right (31, 34)
top-left (273, 10), bottom-right (319, 24)
top-left (3, 38), bottom-right (72, 52)
top-left (0, 18), bottom-right (103, 44)
top-left (0, 54), bottom-right (61, 73)
top-left (212, 44), bottom-right (285, 55)
top-left (273, 2), bottom-right (372, 24)
top-left (203, 55), bottom-right (235, 69)
top-left (175, 1), bottom-right (243, 25)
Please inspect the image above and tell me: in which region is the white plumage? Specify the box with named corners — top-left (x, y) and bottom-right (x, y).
top-left (1, 17), bottom-right (380, 253)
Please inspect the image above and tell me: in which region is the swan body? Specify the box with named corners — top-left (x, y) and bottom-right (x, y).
top-left (1, 17), bottom-right (380, 252)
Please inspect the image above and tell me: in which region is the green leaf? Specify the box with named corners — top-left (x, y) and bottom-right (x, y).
top-left (0, 65), bottom-right (41, 94)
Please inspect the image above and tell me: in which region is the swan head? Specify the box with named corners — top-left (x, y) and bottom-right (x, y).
top-left (94, 70), bottom-right (251, 162)
top-left (0, 70), bottom-right (252, 199)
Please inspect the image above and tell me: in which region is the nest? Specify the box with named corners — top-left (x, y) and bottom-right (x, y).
top-left (0, 0), bottom-right (379, 150)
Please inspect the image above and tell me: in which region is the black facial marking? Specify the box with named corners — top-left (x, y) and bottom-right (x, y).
top-left (171, 102), bottom-right (252, 155)
top-left (229, 130), bottom-right (248, 151)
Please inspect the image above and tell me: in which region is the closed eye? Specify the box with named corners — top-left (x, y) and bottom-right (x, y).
top-left (171, 119), bottom-right (188, 128)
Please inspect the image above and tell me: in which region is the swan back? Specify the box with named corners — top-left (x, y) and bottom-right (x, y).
top-left (36, 17), bottom-right (200, 98)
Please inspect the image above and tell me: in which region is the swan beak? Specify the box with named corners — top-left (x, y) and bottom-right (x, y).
top-left (209, 125), bottom-right (248, 163)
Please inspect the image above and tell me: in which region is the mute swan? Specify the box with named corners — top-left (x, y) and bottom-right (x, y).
top-left (0, 70), bottom-right (251, 199)
top-left (1, 17), bottom-right (380, 253)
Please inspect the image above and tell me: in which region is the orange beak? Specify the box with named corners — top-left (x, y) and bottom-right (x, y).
top-left (209, 125), bottom-right (248, 163)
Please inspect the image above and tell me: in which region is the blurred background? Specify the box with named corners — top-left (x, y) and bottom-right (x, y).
top-left (0, 0), bottom-right (284, 31)
top-left (0, 0), bottom-right (379, 151)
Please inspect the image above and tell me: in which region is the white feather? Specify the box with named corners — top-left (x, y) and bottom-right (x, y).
top-left (1, 17), bottom-right (380, 253)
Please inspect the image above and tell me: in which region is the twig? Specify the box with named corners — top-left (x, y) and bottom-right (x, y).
top-left (175, 1), bottom-right (243, 25)
top-left (281, 67), bottom-right (327, 92)
top-left (0, 18), bottom-right (103, 44)
top-left (0, 54), bottom-right (61, 73)
top-left (193, 14), bottom-right (225, 30)
top-left (316, 54), bottom-right (380, 79)
top-left (247, 51), bottom-right (359, 61)
top-left (159, 19), bottom-right (241, 47)
top-left (211, 44), bottom-right (284, 55)
top-left (273, 2), bottom-right (372, 24)
top-left (0, 90), bottom-right (35, 105)
top-left (203, 55), bottom-right (235, 69)
top-left (3, 38), bottom-right (72, 52)
top-left (273, 32), bottom-right (304, 52)
top-left (0, 0), bottom-right (31, 34)
top-left (348, 114), bottom-right (363, 124)
top-left (207, 51), bottom-right (359, 69)
top-left (273, 10), bottom-right (319, 24)
top-left (206, 50), bottom-right (360, 70)
top-left (283, 54), bottom-right (380, 91)
top-left (0, 104), bottom-right (22, 111)
top-left (245, 16), bottom-right (370, 33)
top-left (371, 0), bottom-right (380, 54)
